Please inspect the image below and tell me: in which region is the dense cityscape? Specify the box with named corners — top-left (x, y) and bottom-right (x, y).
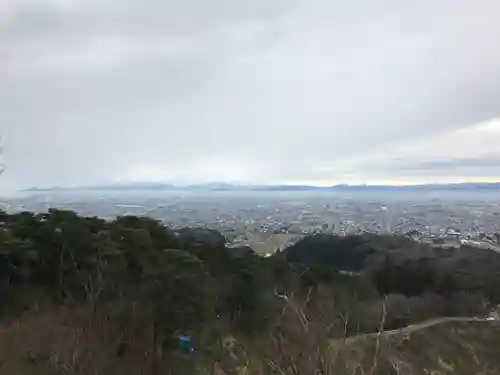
top-left (2, 189), bottom-right (500, 254)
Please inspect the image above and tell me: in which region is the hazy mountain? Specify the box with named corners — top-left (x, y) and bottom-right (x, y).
top-left (21, 182), bottom-right (500, 193)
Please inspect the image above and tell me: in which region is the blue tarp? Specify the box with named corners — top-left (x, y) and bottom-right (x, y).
top-left (178, 334), bottom-right (195, 353)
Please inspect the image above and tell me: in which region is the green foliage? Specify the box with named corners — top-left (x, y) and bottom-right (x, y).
top-left (223, 251), bottom-right (273, 335)
top-left (0, 209), bottom-right (277, 337)
top-left (139, 248), bottom-right (215, 333)
top-left (372, 257), bottom-right (438, 296)
top-left (283, 234), bottom-right (376, 271)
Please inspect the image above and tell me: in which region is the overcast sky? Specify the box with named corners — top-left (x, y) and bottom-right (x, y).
top-left (1, 0), bottom-right (500, 190)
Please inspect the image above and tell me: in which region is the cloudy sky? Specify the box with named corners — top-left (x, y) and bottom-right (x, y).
top-left (1, 0), bottom-right (500, 190)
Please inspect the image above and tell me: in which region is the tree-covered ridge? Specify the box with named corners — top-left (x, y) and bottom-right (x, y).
top-left (284, 233), bottom-right (500, 303)
top-left (282, 234), bottom-right (376, 271)
top-left (0, 209), bottom-right (268, 329)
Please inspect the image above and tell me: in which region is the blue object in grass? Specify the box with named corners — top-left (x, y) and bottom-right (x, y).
top-left (179, 334), bottom-right (195, 353)
top-left (179, 334), bottom-right (191, 342)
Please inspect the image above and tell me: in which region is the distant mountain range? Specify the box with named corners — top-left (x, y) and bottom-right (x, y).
top-left (21, 182), bottom-right (500, 193)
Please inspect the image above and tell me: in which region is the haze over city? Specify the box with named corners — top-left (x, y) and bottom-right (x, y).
top-left (2, 0), bottom-right (500, 192)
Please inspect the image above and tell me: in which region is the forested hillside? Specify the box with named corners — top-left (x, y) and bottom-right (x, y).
top-left (0, 209), bottom-right (499, 374)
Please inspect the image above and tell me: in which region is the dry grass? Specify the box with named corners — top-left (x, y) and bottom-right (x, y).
top-left (0, 306), bottom-right (152, 375)
top-left (1, 304), bottom-right (500, 375)
top-left (211, 297), bottom-right (500, 375)
top-left (0, 305), bottom-right (225, 375)
top-left (328, 320), bottom-right (500, 375)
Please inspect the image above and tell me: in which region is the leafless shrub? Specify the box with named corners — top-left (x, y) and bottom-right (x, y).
top-left (263, 286), bottom-right (350, 375)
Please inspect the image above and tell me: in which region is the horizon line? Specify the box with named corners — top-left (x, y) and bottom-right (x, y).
top-left (19, 180), bottom-right (500, 192)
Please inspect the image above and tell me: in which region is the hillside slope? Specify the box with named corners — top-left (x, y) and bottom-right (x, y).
top-left (330, 320), bottom-right (500, 374)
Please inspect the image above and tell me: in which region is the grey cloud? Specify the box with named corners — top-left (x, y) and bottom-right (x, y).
top-left (2, 0), bottom-right (500, 190)
top-left (2, 0), bottom-right (297, 40)
top-left (352, 155), bottom-right (500, 184)
top-left (365, 155), bottom-right (500, 172)
top-left (395, 157), bottom-right (500, 172)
